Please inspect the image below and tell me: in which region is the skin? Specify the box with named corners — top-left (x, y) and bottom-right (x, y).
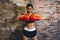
top-left (16, 6), bottom-right (38, 40)
top-left (23, 6), bottom-right (38, 40)
top-left (25, 6), bottom-right (35, 29)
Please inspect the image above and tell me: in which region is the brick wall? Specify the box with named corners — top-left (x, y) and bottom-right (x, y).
top-left (0, 0), bottom-right (60, 40)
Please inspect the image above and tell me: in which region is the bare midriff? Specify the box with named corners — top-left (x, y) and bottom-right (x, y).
top-left (25, 23), bottom-right (35, 29)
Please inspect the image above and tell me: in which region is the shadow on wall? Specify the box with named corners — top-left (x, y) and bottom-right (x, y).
top-left (9, 26), bottom-right (25, 40)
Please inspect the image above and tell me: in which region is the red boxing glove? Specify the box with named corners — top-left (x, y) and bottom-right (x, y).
top-left (30, 14), bottom-right (40, 22)
top-left (19, 14), bottom-right (31, 22)
top-left (19, 15), bottom-right (25, 21)
top-left (19, 14), bottom-right (41, 23)
top-left (23, 14), bottom-right (31, 21)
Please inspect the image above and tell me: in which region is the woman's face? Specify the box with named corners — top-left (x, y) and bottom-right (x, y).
top-left (26, 6), bottom-right (33, 13)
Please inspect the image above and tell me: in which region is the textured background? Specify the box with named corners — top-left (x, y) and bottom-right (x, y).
top-left (0, 0), bottom-right (60, 40)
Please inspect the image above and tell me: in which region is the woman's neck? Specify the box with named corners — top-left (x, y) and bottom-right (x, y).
top-left (27, 12), bottom-right (33, 14)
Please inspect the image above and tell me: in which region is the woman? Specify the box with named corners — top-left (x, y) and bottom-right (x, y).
top-left (22, 3), bottom-right (38, 40)
top-left (16, 3), bottom-right (41, 40)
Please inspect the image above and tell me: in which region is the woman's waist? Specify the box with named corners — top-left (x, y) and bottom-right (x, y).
top-left (24, 27), bottom-right (36, 31)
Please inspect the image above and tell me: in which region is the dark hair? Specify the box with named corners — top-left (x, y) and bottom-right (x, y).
top-left (26, 3), bottom-right (33, 8)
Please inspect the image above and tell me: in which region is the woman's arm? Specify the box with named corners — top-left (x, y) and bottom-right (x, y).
top-left (15, 14), bottom-right (20, 21)
top-left (15, 14), bottom-right (26, 24)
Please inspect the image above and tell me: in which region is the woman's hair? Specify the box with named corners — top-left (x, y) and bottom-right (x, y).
top-left (26, 3), bottom-right (33, 8)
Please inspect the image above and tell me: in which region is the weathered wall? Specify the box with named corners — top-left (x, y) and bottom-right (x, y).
top-left (0, 0), bottom-right (60, 40)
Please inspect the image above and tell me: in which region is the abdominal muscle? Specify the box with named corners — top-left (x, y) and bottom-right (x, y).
top-left (25, 23), bottom-right (35, 29)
